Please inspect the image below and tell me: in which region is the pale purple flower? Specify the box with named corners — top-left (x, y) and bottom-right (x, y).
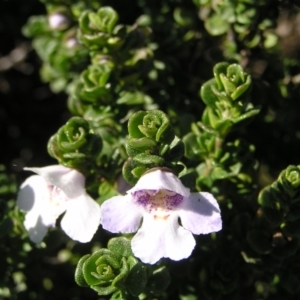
top-left (17, 165), bottom-right (101, 243)
top-left (101, 169), bottom-right (222, 264)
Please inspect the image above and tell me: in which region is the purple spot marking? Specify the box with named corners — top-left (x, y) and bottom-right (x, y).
top-left (133, 190), bottom-right (151, 207)
top-left (166, 193), bottom-right (184, 208)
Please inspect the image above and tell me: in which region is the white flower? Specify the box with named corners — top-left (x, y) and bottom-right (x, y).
top-left (17, 165), bottom-right (101, 243)
top-left (101, 169), bottom-right (222, 264)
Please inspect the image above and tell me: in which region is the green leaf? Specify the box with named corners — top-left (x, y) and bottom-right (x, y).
top-left (97, 7), bottom-right (119, 34)
top-left (80, 33), bottom-right (110, 49)
top-left (123, 158), bottom-right (144, 185)
top-left (112, 257), bottom-right (129, 286)
top-left (214, 119), bottom-right (233, 136)
top-left (128, 111), bottom-right (148, 138)
top-left (213, 62), bottom-right (230, 89)
top-left (133, 153), bottom-right (165, 165)
top-left (98, 181), bottom-right (117, 202)
top-left (211, 166), bottom-right (229, 180)
top-left (231, 76), bottom-right (251, 100)
top-left (205, 15), bottom-right (229, 36)
top-left (146, 266), bottom-right (171, 295)
top-left (183, 132), bottom-right (202, 161)
top-left (108, 237), bottom-right (133, 259)
top-left (279, 165), bottom-right (300, 197)
top-left (126, 263), bottom-right (148, 296)
top-left (263, 32), bottom-right (278, 49)
top-left (83, 249), bottom-right (119, 286)
top-left (132, 166), bottom-right (148, 178)
top-left (117, 91), bottom-right (151, 105)
top-left (111, 289), bottom-right (139, 300)
top-left (232, 109), bottom-right (260, 124)
top-left (220, 73), bottom-right (236, 95)
top-left (79, 11), bottom-right (91, 33)
top-left (127, 137), bottom-right (157, 153)
top-left (62, 152), bottom-right (86, 159)
top-left (166, 136), bottom-right (184, 161)
top-left (91, 284), bottom-right (118, 296)
top-left (75, 254), bottom-right (91, 287)
top-left (200, 79), bottom-right (219, 108)
top-left (128, 110), bottom-right (172, 143)
top-left (226, 64), bottom-right (245, 83)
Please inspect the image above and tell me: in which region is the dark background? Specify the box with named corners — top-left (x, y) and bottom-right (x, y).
top-left (0, 0), bottom-right (69, 179)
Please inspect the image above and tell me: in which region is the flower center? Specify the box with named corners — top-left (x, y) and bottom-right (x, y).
top-left (133, 189), bottom-right (184, 220)
top-left (47, 184), bottom-right (68, 207)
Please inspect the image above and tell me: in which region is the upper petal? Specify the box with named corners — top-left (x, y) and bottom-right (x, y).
top-left (101, 195), bottom-right (142, 233)
top-left (60, 193), bottom-right (101, 243)
top-left (25, 165), bottom-right (85, 198)
top-left (179, 192), bottom-right (222, 235)
top-left (131, 214), bottom-right (196, 264)
top-left (129, 170), bottom-right (190, 197)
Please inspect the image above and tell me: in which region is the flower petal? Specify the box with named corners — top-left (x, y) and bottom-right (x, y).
top-left (101, 195), bottom-right (142, 233)
top-left (24, 165), bottom-right (85, 198)
top-left (179, 192), bottom-right (222, 235)
top-left (24, 215), bottom-right (48, 243)
top-left (17, 175), bottom-right (66, 242)
top-left (131, 214), bottom-right (195, 264)
top-left (129, 170), bottom-right (190, 197)
top-left (17, 175), bottom-right (47, 212)
top-left (18, 176), bottom-right (49, 242)
top-left (60, 193), bottom-right (101, 243)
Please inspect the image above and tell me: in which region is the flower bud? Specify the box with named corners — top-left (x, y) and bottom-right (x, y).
top-left (48, 13), bottom-right (70, 31)
top-left (65, 37), bottom-right (79, 48)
